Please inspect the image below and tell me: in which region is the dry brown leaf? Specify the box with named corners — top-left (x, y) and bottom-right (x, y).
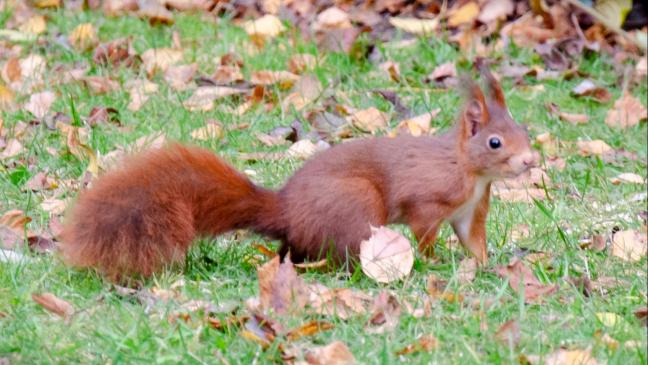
top-left (183, 86), bottom-right (245, 112)
top-left (544, 348), bottom-right (599, 365)
top-left (213, 65), bottom-right (244, 84)
top-left (379, 61), bottom-right (401, 82)
top-left (0, 225), bottom-right (23, 249)
top-left (494, 257), bottom-right (558, 303)
top-left (125, 79), bottom-right (159, 111)
top-left (81, 76), bottom-right (119, 94)
top-left (426, 274), bottom-right (464, 303)
top-left (24, 91), bottom-right (56, 119)
top-left (287, 54), bottom-right (317, 74)
top-left (610, 230), bottom-right (647, 262)
top-left (478, 0), bottom-right (514, 23)
top-left (0, 84), bottom-right (15, 110)
top-left (366, 291), bottom-right (401, 334)
top-left (286, 140), bottom-right (323, 160)
top-left (250, 70), bottom-right (300, 88)
top-left (395, 334), bottom-right (438, 355)
top-left (68, 23), bottom-right (97, 51)
top-left (456, 257), bottom-right (478, 285)
top-left (19, 15), bottom-right (47, 35)
top-left (495, 319), bottom-right (521, 346)
top-left (24, 172), bottom-right (56, 191)
top-left (348, 107), bottom-right (389, 134)
top-left (427, 62), bottom-right (457, 83)
top-left (164, 63), bottom-right (197, 91)
top-left (389, 17), bottom-right (439, 35)
top-left (546, 103), bottom-right (588, 124)
top-left (571, 80), bottom-right (612, 103)
top-left (138, 0), bottom-right (174, 25)
top-left (308, 284), bottom-right (372, 320)
top-left (93, 37), bottom-right (139, 68)
top-left (394, 110), bottom-right (439, 136)
top-left (241, 14), bottom-right (285, 38)
top-left (304, 341), bottom-right (356, 365)
top-left (605, 93), bottom-right (647, 128)
top-left (191, 122), bottom-right (222, 141)
top-left (32, 293), bottom-right (73, 319)
top-left (448, 1), bottom-right (480, 27)
top-left (359, 226), bottom-right (413, 283)
top-left (141, 48), bottom-right (183, 76)
top-left (286, 320), bottom-right (334, 341)
top-left (577, 140), bottom-right (612, 156)
top-left (0, 139), bottom-right (25, 160)
top-left (315, 6), bottom-right (352, 30)
top-left (610, 173), bottom-right (645, 185)
top-left (40, 198), bottom-right (67, 215)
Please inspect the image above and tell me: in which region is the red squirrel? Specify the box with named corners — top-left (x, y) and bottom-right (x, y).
top-left (60, 66), bottom-right (538, 280)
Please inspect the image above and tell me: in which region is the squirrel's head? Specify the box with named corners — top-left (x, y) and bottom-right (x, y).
top-left (457, 64), bottom-right (539, 179)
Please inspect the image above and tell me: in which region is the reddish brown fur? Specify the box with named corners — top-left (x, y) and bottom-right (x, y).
top-left (61, 70), bottom-right (538, 280)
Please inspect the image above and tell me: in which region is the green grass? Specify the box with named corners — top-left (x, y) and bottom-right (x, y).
top-left (1, 9), bottom-right (647, 365)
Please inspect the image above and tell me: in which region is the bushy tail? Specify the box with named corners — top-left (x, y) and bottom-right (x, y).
top-left (59, 144), bottom-right (284, 281)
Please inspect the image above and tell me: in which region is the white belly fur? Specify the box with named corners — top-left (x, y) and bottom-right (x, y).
top-left (449, 177), bottom-right (490, 239)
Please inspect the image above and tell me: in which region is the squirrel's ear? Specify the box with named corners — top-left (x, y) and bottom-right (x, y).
top-left (460, 77), bottom-right (489, 137)
top-left (475, 58), bottom-right (506, 107)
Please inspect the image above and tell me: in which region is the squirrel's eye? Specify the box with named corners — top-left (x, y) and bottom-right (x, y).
top-left (488, 137), bottom-right (502, 149)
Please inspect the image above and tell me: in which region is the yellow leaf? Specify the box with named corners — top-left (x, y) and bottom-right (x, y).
top-left (389, 17), bottom-right (438, 35)
top-left (448, 2), bottom-right (480, 27)
top-left (241, 14), bottom-right (285, 38)
top-left (596, 312), bottom-right (621, 327)
top-left (68, 23), bottom-right (98, 51)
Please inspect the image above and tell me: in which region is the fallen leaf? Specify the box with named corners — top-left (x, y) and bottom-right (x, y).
top-left (448, 2), bottom-right (480, 27)
top-left (360, 226), bottom-right (414, 283)
top-left (0, 139), bottom-right (25, 159)
top-left (610, 173), bottom-right (645, 185)
top-left (308, 284), bottom-right (372, 320)
top-left (366, 291), bottom-right (401, 334)
top-left (212, 65), bottom-right (244, 84)
top-left (379, 61), bottom-right (401, 82)
top-left (389, 17), bottom-right (439, 35)
top-left (571, 80), bottom-right (612, 103)
top-left (287, 54), bottom-right (316, 74)
top-left (19, 15), bottom-right (47, 35)
top-left (495, 258), bottom-right (558, 303)
top-left (610, 230), bottom-right (646, 262)
top-left (240, 313), bottom-right (280, 348)
top-left (593, 330), bottom-right (619, 350)
top-left (24, 91), bottom-right (56, 119)
top-left (634, 307), bottom-right (647, 326)
top-left (304, 341), bottom-right (356, 365)
top-left (31, 293), bottom-right (73, 319)
top-left (92, 37), bottom-right (139, 68)
top-left (138, 0), bottom-right (174, 25)
top-left (395, 334), bottom-right (438, 355)
top-left (0, 225), bottom-right (23, 249)
top-left (546, 103), bottom-right (588, 124)
top-left (577, 140), bottom-right (613, 156)
top-left (595, 312), bottom-right (622, 327)
top-left (141, 48), bottom-right (183, 76)
top-left (315, 6), bottom-right (352, 30)
top-left (605, 93), bottom-right (647, 128)
top-left (394, 110), bottom-right (439, 136)
top-left (164, 63), bottom-right (197, 91)
top-left (426, 274), bottom-right (463, 303)
top-left (251, 70), bottom-right (300, 88)
top-left (241, 14), bottom-right (285, 38)
top-left (348, 107), bottom-right (389, 134)
top-left (125, 79), bottom-right (159, 111)
top-left (81, 76), bottom-right (119, 94)
top-left (40, 198), bottom-right (67, 215)
top-left (478, 0), bottom-right (514, 23)
top-left (456, 257), bottom-right (478, 285)
top-left (495, 319), bottom-right (521, 346)
top-left (87, 106), bottom-right (119, 126)
top-left (68, 23), bottom-right (97, 51)
top-left (286, 139), bottom-right (325, 160)
top-left (190, 122), bottom-right (223, 141)
top-left (285, 320), bottom-right (334, 341)
top-left (544, 348), bottom-right (599, 365)
top-left (427, 62), bottom-right (457, 84)
top-left (183, 86), bottom-right (245, 111)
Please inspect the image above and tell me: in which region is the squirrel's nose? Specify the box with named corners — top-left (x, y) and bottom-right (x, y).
top-left (521, 150), bottom-right (540, 168)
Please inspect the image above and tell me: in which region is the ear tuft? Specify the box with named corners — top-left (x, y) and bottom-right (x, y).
top-left (474, 58), bottom-right (506, 107)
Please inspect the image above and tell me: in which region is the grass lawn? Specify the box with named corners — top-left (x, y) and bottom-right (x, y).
top-left (1, 7), bottom-right (647, 365)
